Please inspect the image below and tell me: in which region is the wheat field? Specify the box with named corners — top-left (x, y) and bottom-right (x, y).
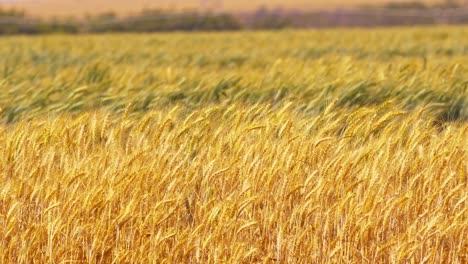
top-left (0, 28), bottom-right (467, 263)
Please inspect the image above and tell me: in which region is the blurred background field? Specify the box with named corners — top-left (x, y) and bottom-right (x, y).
top-left (0, 0), bottom-right (452, 17)
top-left (1, 0), bottom-right (468, 34)
top-left (1, 28), bottom-right (467, 123)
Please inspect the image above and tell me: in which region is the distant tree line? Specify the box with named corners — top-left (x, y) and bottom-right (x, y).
top-left (85, 10), bottom-right (242, 32)
top-left (0, 1), bottom-right (468, 35)
top-left (381, 0), bottom-right (463, 10)
top-left (0, 9), bottom-right (243, 35)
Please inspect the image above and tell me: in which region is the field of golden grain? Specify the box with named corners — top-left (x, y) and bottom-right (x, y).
top-left (0, 28), bottom-right (467, 263)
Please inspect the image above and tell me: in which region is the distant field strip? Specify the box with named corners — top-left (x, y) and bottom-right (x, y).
top-left (2, 0), bottom-right (445, 17)
top-left (0, 28), bottom-right (466, 262)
